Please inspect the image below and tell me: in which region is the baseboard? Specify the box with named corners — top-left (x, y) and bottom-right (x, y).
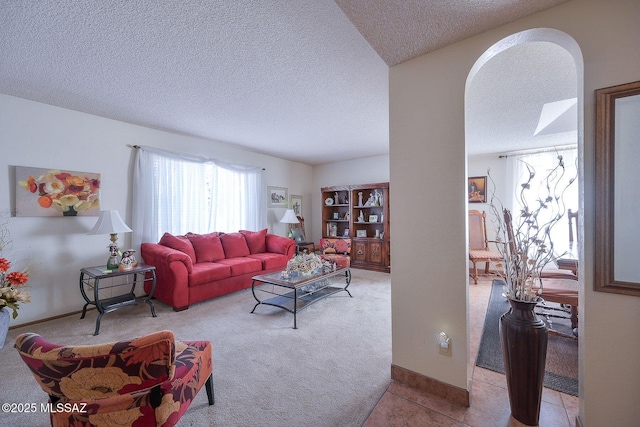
top-left (9, 294), bottom-right (153, 330)
top-left (8, 307), bottom-right (93, 330)
top-left (391, 364), bottom-right (470, 407)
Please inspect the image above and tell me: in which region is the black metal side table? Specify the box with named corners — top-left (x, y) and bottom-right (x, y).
top-left (79, 264), bottom-right (157, 335)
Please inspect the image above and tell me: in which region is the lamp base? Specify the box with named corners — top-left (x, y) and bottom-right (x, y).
top-left (107, 256), bottom-right (119, 271)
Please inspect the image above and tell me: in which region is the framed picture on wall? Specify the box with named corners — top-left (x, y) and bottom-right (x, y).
top-left (290, 194), bottom-right (302, 216)
top-left (468, 176), bottom-right (487, 203)
top-left (268, 186), bottom-right (288, 207)
top-left (15, 166), bottom-right (101, 217)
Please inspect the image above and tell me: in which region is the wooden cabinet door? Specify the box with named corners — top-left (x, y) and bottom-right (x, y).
top-left (353, 240), bottom-right (367, 263)
top-left (368, 240), bottom-right (383, 264)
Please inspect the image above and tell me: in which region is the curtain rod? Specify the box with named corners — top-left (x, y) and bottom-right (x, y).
top-left (130, 145), bottom-right (265, 170)
top-left (497, 143), bottom-right (577, 159)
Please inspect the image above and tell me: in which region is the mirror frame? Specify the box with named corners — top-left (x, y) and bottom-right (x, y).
top-left (594, 80), bottom-right (640, 296)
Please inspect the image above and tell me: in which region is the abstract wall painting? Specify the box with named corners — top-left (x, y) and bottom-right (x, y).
top-left (15, 166), bottom-right (101, 217)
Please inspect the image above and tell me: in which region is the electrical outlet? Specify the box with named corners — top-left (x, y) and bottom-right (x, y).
top-left (437, 332), bottom-right (451, 356)
top-left (439, 343), bottom-right (452, 356)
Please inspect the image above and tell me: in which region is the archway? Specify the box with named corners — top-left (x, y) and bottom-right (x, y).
top-left (464, 27), bottom-right (584, 412)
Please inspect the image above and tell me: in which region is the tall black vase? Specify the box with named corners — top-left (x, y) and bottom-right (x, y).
top-left (499, 298), bottom-right (548, 426)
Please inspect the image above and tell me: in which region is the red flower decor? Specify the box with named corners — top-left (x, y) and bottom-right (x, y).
top-left (0, 221), bottom-right (32, 319)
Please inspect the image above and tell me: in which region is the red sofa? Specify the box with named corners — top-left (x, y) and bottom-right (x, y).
top-left (141, 229), bottom-right (295, 311)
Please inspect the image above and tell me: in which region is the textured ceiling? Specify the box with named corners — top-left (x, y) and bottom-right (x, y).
top-left (334, 0), bottom-right (570, 66)
top-left (467, 41), bottom-right (577, 156)
top-left (0, 0), bottom-right (572, 165)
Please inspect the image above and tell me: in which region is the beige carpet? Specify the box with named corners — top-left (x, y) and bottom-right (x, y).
top-left (0, 269), bottom-right (391, 427)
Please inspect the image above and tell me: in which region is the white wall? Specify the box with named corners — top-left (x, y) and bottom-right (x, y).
top-left (311, 154), bottom-right (389, 243)
top-left (0, 93), bottom-right (313, 326)
top-left (390, 0), bottom-right (640, 425)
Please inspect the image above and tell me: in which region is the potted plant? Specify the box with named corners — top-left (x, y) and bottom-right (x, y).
top-left (487, 154), bottom-right (575, 426)
top-left (0, 219), bottom-right (31, 349)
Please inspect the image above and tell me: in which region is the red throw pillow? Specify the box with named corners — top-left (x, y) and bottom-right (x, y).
top-left (186, 232), bottom-right (225, 263)
top-left (266, 234), bottom-right (293, 255)
top-left (158, 232), bottom-right (196, 262)
top-left (240, 229), bottom-right (267, 254)
top-left (219, 232), bottom-right (251, 258)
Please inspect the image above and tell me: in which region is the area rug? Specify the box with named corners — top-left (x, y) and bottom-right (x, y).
top-left (476, 280), bottom-right (578, 396)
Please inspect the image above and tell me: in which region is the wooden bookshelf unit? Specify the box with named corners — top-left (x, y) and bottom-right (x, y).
top-left (321, 183), bottom-right (389, 272)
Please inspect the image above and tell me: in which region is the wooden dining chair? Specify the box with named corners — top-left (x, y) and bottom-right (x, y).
top-left (468, 210), bottom-right (502, 284)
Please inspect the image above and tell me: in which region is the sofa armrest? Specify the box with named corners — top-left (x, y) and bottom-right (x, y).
top-left (141, 242), bottom-right (193, 273)
top-left (141, 243), bottom-right (193, 310)
top-left (265, 234), bottom-right (296, 257)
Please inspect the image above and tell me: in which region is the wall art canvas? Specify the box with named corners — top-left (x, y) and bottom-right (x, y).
top-left (290, 194), bottom-right (302, 216)
top-left (468, 176), bottom-right (487, 203)
top-left (15, 166), bottom-right (101, 217)
top-left (267, 186), bottom-right (288, 208)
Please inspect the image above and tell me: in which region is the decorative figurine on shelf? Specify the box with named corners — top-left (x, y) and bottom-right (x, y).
top-left (358, 192), bottom-right (363, 206)
top-left (107, 242), bottom-right (120, 270)
top-left (374, 189), bottom-right (382, 206)
top-left (119, 249), bottom-right (138, 271)
top-left (334, 192), bottom-right (339, 205)
top-left (364, 192), bottom-right (375, 207)
top-left (342, 195), bottom-right (349, 204)
top-left (358, 210), bottom-right (365, 222)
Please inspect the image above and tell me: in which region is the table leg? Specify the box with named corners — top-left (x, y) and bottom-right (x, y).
top-left (344, 269), bottom-right (353, 297)
top-left (145, 300), bottom-right (157, 317)
top-left (79, 272), bottom-right (91, 319)
top-left (94, 312), bottom-right (103, 335)
top-left (250, 279), bottom-right (261, 313)
top-left (293, 288), bottom-right (298, 329)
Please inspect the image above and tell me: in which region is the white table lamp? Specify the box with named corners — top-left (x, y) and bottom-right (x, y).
top-left (279, 209), bottom-right (299, 238)
top-left (88, 210), bottom-right (133, 269)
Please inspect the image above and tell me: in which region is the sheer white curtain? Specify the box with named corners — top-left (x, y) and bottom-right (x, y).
top-left (506, 145), bottom-right (578, 256)
top-left (132, 146), bottom-right (266, 247)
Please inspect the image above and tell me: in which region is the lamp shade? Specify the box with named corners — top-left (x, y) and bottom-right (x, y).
top-left (88, 210), bottom-right (132, 235)
top-left (279, 209), bottom-right (299, 224)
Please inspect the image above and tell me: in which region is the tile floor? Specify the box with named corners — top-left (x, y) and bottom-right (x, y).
top-left (363, 277), bottom-right (579, 427)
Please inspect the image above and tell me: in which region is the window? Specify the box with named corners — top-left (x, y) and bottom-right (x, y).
top-left (506, 146), bottom-right (578, 256)
top-left (132, 146), bottom-right (266, 246)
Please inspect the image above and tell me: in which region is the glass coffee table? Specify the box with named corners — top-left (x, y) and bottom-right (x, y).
top-left (250, 267), bottom-right (352, 329)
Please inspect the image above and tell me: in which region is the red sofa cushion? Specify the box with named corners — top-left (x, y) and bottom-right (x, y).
top-left (240, 229), bottom-right (267, 254)
top-left (189, 263), bottom-right (231, 286)
top-left (186, 232), bottom-right (225, 263)
top-left (265, 234), bottom-right (294, 254)
top-left (217, 257), bottom-right (263, 276)
top-left (219, 232), bottom-right (251, 258)
top-left (159, 232), bottom-right (196, 262)
top-left (246, 253), bottom-right (291, 270)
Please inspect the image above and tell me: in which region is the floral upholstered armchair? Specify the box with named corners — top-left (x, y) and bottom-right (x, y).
top-left (14, 330), bottom-right (213, 427)
top-left (319, 238), bottom-right (351, 268)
